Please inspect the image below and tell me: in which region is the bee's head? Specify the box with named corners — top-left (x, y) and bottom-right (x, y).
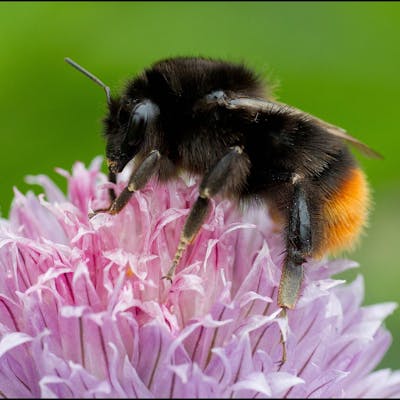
top-left (104, 95), bottom-right (159, 174)
top-left (64, 58), bottom-right (159, 175)
top-left (103, 96), bottom-right (134, 174)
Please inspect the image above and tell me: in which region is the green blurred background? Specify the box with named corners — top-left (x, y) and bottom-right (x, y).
top-left (1, 2), bottom-right (399, 369)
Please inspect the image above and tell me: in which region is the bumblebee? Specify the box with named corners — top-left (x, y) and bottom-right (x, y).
top-left (66, 56), bottom-right (380, 310)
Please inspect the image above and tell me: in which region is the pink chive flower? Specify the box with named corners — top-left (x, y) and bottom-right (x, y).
top-left (0, 157), bottom-right (399, 398)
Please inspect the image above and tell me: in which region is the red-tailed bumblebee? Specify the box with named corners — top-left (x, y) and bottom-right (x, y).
top-left (65, 56), bottom-right (381, 311)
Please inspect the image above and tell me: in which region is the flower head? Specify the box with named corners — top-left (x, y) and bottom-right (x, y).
top-left (0, 157), bottom-right (399, 398)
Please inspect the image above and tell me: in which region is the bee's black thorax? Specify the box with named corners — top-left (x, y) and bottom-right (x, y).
top-left (128, 57), bottom-right (265, 107)
top-left (118, 57), bottom-right (265, 172)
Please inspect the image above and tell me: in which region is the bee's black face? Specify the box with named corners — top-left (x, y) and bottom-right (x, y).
top-left (104, 97), bottom-right (144, 173)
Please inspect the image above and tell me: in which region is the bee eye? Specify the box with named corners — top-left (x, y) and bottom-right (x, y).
top-left (116, 106), bottom-right (127, 127)
top-left (126, 100), bottom-right (160, 142)
top-left (116, 99), bottom-right (136, 130)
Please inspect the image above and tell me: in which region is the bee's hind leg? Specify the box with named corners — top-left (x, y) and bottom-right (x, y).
top-left (277, 176), bottom-right (312, 365)
top-left (278, 177), bottom-right (312, 309)
top-left (163, 146), bottom-right (250, 281)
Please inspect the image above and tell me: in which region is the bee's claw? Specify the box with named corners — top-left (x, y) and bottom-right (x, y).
top-left (161, 274), bottom-right (173, 283)
top-left (277, 308), bottom-right (288, 368)
top-left (88, 205), bottom-right (116, 219)
top-left (161, 263), bottom-right (178, 283)
top-left (276, 358), bottom-right (285, 368)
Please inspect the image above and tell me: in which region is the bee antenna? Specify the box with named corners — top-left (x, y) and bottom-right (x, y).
top-left (65, 57), bottom-right (111, 105)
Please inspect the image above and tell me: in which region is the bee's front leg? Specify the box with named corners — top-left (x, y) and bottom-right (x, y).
top-left (89, 150), bottom-right (161, 218)
top-left (107, 170), bottom-right (117, 203)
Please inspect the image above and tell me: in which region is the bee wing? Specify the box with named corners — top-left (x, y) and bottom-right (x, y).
top-left (221, 97), bottom-right (383, 159)
top-left (276, 100), bottom-right (383, 159)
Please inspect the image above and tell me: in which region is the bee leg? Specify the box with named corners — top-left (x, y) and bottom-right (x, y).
top-left (107, 171), bottom-right (117, 202)
top-left (278, 178), bottom-right (311, 309)
top-left (277, 178), bottom-right (311, 365)
top-left (89, 150), bottom-right (161, 218)
top-left (162, 196), bottom-right (211, 281)
top-left (163, 146), bottom-right (248, 281)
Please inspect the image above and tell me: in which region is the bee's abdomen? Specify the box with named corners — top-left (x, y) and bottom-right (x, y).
top-left (314, 167), bottom-right (370, 257)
